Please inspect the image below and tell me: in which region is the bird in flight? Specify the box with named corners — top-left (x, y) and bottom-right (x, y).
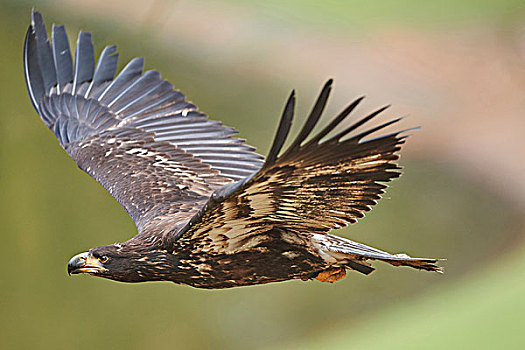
top-left (24, 10), bottom-right (441, 289)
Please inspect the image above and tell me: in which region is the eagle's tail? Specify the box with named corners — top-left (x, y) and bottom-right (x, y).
top-left (312, 233), bottom-right (443, 276)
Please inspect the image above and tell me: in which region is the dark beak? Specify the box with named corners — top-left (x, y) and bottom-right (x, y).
top-left (68, 252), bottom-right (106, 275)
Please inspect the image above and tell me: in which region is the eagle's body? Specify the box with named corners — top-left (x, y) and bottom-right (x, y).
top-left (24, 11), bottom-right (441, 289)
top-left (101, 229), bottom-right (328, 288)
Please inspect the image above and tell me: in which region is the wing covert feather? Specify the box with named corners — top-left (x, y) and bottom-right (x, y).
top-left (66, 130), bottom-right (218, 231)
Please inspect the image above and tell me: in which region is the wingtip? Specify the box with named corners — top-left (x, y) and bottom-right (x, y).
top-left (31, 9), bottom-right (43, 28)
top-left (105, 45), bottom-right (118, 54)
top-left (287, 90), bottom-right (296, 110)
top-left (396, 125), bottom-right (422, 138)
top-left (265, 88), bottom-right (297, 165)
top-left (378, 104), bottom-right (391, 113)
top-left (286, 89), bottom-right (296, 108)
top-left (24, 12), bottom-right (48, 113)
top-left (72, 30), bottom-right (95, 94)
top-left (24, 24), bottom-right (41, 113)
top-left (52, 23), bottom-right (65, 31)
top-left (77, 30), bottom-right (92, 40)
top-left (31, 10), bottom-right (44, 36)
top-left (322, 79), bottom-right (333, 96)
top-left (350, 95), bottom-right (366, 109)
top-left (31, 8), bottom-right (37, 23)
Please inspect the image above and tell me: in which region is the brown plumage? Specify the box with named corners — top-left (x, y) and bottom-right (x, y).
top-left (24, 11), bottom-right (441, 289)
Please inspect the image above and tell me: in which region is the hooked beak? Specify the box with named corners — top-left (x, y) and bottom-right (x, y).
top-left (67, 252), bottom-right (107, 275)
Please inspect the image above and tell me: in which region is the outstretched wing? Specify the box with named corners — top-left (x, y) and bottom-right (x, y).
top-left (24, 11), bottom-right (263, 232)
top-left (179, 80), bottom-right (412, 250)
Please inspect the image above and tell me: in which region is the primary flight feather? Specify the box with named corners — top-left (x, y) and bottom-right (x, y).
top-left (24, 10), bottom-right (441, 289)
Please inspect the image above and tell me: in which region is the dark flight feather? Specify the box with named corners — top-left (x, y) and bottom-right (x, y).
top-left (24, 26), bottom-right (44, 112)
top-left (287, 79), bottom-right (332, 151)
top-left (308, 96), bottom-right (365, 144)
top-left (72, 31), bottom-right (95, 94)
top-left (265, 90), bottom-right (295, 166)
top-left (52, 25), bottom-right (73, 92)
top-left (86, 45), bottom-right (118, 97)
top-left (32, 11), bottom-right (57, 93)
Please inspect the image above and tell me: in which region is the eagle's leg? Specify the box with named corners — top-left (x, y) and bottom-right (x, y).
top-left (315, 266), bottom-right (347, 283)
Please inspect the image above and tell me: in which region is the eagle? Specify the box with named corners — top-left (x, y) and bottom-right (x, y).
top-left (24, 11), bottom-right (441, 289)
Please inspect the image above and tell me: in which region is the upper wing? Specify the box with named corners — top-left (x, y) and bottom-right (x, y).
top-left (24, 11), bottom-right (264, 231)
top-left (178, 80), bottom-right (411, 251)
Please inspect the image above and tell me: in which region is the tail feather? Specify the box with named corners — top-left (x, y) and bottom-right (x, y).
top-left (313, 233), bottom-right (443, 274)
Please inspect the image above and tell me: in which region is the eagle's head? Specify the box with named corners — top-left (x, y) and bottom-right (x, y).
top-left (67, 244), bottom-right (173, 282)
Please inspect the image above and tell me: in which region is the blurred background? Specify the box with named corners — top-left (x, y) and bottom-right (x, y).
top-left (1, 0), bottom-right (524, 349)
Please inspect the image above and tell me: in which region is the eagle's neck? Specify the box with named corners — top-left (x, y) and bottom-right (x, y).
top-left (106, 240), bottom-right (178, 282)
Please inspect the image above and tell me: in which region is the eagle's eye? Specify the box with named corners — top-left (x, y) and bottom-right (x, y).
top-left (99, 255), bottom-right (109, 263)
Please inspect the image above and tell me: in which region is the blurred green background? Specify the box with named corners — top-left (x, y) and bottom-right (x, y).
top-left (1, 0), bottom-right (524, 349)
